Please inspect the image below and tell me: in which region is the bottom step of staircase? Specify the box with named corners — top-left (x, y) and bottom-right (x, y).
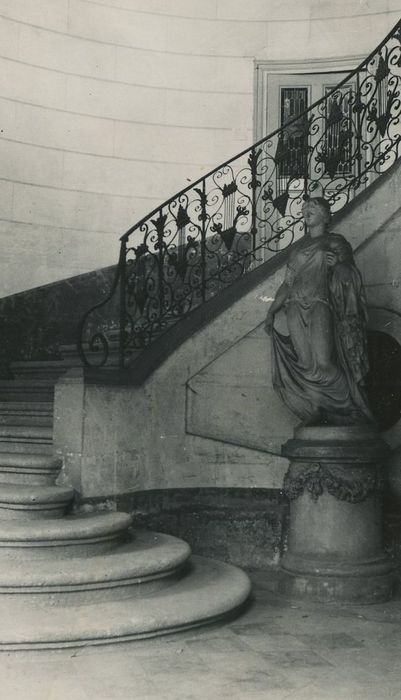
top-left (0, 555), bottom-right (250, 650)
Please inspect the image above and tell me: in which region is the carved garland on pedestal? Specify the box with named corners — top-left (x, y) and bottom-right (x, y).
top-left (283, 462), bottom-right (385, 503)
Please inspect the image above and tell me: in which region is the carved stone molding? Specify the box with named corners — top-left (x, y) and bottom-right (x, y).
top-left (283, 461), bottom-right (384, 504)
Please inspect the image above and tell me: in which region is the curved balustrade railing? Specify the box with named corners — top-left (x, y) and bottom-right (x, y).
top-left (78, 20), bottom-right (401, 369)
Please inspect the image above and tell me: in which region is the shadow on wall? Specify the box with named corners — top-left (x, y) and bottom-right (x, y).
top-left (0, 265), bottom-right (118, 374)
top-left (366, 330), bottom-right (401, 431)
top-left (185, 323), bottom-right (401, 458)
top-left (76, 486), bottom-right (401, 570)
top-left (117, 487), bottom-right (289, 570)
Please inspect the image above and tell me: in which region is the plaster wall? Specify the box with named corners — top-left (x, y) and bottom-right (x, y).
top-left (54, 159), bottom-right (401, 498)
top-left (55, 260), bottom-right (291, 498)
top-left (1, 0), bottom-right (400, 295)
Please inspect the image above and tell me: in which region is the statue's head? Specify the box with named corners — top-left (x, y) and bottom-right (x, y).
top-left (302, 197), bottom-right (331, 230)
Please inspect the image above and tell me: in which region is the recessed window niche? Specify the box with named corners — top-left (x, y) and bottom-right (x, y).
top-left (366, 330), bottom-right (401, 431)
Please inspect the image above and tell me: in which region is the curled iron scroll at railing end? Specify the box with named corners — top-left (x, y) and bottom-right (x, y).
top-left (87, 333), bottom-right (110, 368)
top-left (76, 248), bottom-right (124, 368)
top-left (77, 312), bottom-right (111, 369)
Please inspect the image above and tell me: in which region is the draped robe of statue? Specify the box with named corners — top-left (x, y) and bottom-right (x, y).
top-left (271, 233), bottom-right (373, 425)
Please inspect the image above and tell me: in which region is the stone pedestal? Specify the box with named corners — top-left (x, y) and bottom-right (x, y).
top-left (278, 426), bottom-right (395, 604)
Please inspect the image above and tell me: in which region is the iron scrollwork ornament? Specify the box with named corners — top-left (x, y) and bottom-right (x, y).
top-left (78, 21), bottom-right (401, 369)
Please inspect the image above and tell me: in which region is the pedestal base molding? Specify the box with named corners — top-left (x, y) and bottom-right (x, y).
top-left (278, 426), bottom-right (395, 604)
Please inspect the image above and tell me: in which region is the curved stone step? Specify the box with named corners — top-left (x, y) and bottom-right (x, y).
top-left (0, 402), bottom-right (53, 427)
top-left (0, 401), bottom-right (53, 414)
top-left (0, 379), bottom-right (55, 403)
top-left (0, 483), bottom-right (74, 520)
top-left (10, 360), bottom-right (69, 380)
top-left (0, 441), bottom-right (54, 456)
top-left (0, 512), bottom-right (132, 558)
top-left (0, 425), bottom-right (53, 441)
top-left (0, 414), bottom-right (53, 428)
top-left (0, 530), bottom-right (191, 604)
top-left (0, 453), bottom-right (61, 485)
top-left (0, 555), bottom-right (251, 650)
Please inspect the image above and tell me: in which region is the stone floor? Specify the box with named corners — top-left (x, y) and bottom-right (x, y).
top-left (1, 569), bottom-right (401, 700)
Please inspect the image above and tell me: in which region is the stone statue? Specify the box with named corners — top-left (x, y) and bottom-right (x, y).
top-left (265, 197), bottom-right (373, 426)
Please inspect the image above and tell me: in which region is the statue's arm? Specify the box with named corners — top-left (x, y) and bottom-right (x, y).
top-left (264, 282), bottom-right (290, 335)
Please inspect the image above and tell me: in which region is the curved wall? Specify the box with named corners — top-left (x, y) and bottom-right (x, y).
top-left (0, 0), bottom-right (400, 295)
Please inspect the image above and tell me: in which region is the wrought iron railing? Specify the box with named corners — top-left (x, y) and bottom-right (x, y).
top-left (78, 20), bottom-right (401, 369)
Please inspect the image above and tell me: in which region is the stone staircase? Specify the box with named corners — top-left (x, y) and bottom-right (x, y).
top-left (0, 359), bottom-right (250, 650)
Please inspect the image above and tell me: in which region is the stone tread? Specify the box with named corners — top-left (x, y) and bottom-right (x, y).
top-left (0, 453), bottom-right (60, 468)
top-left (0, 511), bottom-right (132, 543)
top-left (0, 402), bottom-right (53, 413)
top-left (0, 556), bottom-right (251, 649)
top-left (0, 425), bottom-right (53, 439)
top-left (11, 361), bottom-right (70, 370)
top-left (0, 416), bottom-right (53, 428)
top-left (0, 380), bottom-right (56, 388)
top-left (0, 380), bottom-right (55, 402)
top-left (0, 483), bottom-right (74, 505)
top-left (0, 530), bottom-right (190, 589)
top-left (0, 442), bottom-right (54, 456)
